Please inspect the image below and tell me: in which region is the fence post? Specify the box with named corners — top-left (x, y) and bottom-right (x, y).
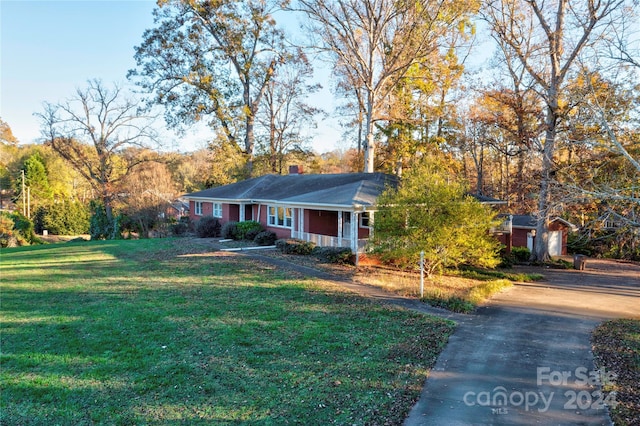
top-left (420, 251), bottom-right (424, 299)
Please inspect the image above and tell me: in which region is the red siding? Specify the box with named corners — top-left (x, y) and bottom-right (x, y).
top-left (512, 229), bottom-right (530, 248)
top-left (497, 223), bottom-right (570, 255)
top-left (306, 209), bottom-right (338, 236)
top-left (259, 204), bottom-right (293, 239)
top-left (226, 204), bottom-right (240, 222)
top-left (190, 201), bottom-right (214, 222)
top-left (264, 226), bottom-right (292, 239)
top-left (190, 201), bottom-right (239, 227)
top-left (189, 201), bottom-right (372, 242)
top-left (358, 216), bottom-right (370, 239)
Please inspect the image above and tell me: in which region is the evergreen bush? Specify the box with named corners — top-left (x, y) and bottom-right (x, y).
top-left (171, 217), bottom-right (190, 236)
top-left (312, 246), bottom-right (354, 264)
top-left (254, 230), bottom-right (277, 246)
top-left (236, 220), bottom-right (264, 240)
top-left (89, 201), bottom-right (122, 240)
top-left (195, 216), bottom-right (221, 238)
top-left (510, 246), bottom-right (531, 262)
top-left (275, 238), bottom-right (316, 255)
top-left (221, 221), bottom-right (238, 239)
top-left (33, 200), bottom-right (90, 235)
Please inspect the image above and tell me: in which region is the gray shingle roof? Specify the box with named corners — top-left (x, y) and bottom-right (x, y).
top-left (503, 214), bottom-right (577, 230)
top-left (511, 214), bottom-right (538, 228)
top-left (184, 173), bottom-right (398, 209)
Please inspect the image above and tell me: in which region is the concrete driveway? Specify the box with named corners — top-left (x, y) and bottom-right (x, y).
top-left (404, 259), bottom-right (639, 425)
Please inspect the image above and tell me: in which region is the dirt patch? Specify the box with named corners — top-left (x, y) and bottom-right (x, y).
top-left (39, 234), bottom-right (90, 244)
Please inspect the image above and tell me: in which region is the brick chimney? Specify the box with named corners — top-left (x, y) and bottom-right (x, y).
top-left (288, 165), bottom-right (304, 175)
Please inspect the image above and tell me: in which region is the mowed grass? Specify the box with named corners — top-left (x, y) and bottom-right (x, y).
top-left (353, 266), bottom-right (539, 313)
top-left (0, 239), bottom-right (454, 425)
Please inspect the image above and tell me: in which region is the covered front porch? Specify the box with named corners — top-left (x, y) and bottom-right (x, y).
top-left (290, 208), bottom-right (371, 253)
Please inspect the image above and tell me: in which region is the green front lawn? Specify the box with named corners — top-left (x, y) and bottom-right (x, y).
top-left (1, 239), bottom-right (453, 425)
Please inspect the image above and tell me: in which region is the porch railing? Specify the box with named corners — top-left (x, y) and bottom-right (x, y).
top-left (291, 231), bottom-right (368, 252)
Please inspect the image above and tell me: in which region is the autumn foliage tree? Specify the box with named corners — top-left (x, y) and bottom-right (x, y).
top-left (119, 160), bottom-right (179, 238)
top-left (370, 154), bottom-right (501, 276)
top-left (131, 0), bottom-right (288, 172)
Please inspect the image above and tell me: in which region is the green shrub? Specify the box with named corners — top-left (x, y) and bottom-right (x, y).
top-left (511, 246), bottom-right (531, 262)
top-left (499, 254), bottom-right (515, 268)
top-left (467, 279), bottom-right (512, 304)
top-left (33, 200), bottom-right (90, 235)
top-left (455, 266), bottom-right (543, 282)
top-left (0, 211), bottom-right (39, 246)
top-left (195, 216), bottom-right (221, 238)
top-left (221, 221), bottom-right (238, 239)
top-left (254, 230), bottom-right (277, 246)
top-left (422, 294), bottom-right (475, 314)
top-left (275, 238), bottom-right (316, 255)
top-left (89, 201), bottom-right (122, 240)
top-left (236, 220), bottom-right (264, 240)
top-left (170, 221), bottom-right (189, 236)
top-left (370, 154), bottom-right (501, 276)
top-left (312, 246), bottom-right (354, 264)
top-left (0, 213), bottom-right (19, 247)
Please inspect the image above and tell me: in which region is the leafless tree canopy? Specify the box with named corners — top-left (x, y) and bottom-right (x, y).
top-left (37, 79), bottom-right (157, 220)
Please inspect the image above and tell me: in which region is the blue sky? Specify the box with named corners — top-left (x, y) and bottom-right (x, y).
top-left (1, 0), bottom-right (341, 152)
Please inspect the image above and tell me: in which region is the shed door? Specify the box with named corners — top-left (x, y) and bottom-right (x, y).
top-left (548, 231), bottom-right (562, 256)
top-left (527, 232), bottom-right (534, 252)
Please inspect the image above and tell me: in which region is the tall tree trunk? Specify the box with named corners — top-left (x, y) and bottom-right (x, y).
top-left (269, 112), bottom-right (277, 173)
top-left (245, 114), bottom-right (255, 174)
top-left (477, 144), bottom-right (484, 195)
top-left (363, 90), bottom-right (376, 173)
top-left (104, 200), bottom-right (114, 223)
top-left (534, 100), bottom-right (558, 262)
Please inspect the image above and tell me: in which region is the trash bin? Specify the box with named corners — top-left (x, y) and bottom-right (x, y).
top-left (573, 254), bottom-right (587, 270)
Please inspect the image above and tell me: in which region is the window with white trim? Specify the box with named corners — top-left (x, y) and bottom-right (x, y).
top-left (195, 201), bottom-right (203, 216)
top-left (268, 206), bottom-right (293, 228)
top-left (360, 212), bottom-right (372, 228)
top-left (213, 203), bottom-right (222, 218)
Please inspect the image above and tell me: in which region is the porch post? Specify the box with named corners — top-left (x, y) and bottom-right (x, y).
top-left (337, 211), bottom-right (343, 246)
top-left (351, 211), bottom-right (358, 252)
top-left (239, 203), bottom-right (245, 222)
top-left (369, 211), bottom-right (375, 238)
top-left (299, 208), bottom-right (304, 240)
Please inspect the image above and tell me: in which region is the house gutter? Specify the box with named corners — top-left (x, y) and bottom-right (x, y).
top-left (185, 195), bottom-right (376, 212)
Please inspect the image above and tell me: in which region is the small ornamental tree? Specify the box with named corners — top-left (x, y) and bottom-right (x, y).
top-left (89, 200), bottom-right (122, 240)
top-left (370, 155), bottom-right (501, 276)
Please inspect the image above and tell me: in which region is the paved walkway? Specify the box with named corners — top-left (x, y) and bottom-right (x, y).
top-left (239, 250), bottom-right (639, 425)
top-left (405, 259), bottom-right (639, 425)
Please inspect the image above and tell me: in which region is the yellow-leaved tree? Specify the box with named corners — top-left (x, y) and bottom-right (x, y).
top-left (370, 154), bottom-right (501, 276)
